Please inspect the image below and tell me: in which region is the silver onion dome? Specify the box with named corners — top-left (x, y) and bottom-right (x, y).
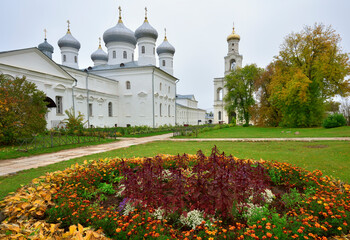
top-left (157, 37), bottom-right (175, 55)
top-left (58, 31), bottom-right (81, 50)
top-left (103, 22), bottom-right (137, 46)
top-left (91, 47), bottom-right (108, 62)
top-left (135, 20), bottom-right (158, 40)
top-left (38, 39), bottom-right (54, 53)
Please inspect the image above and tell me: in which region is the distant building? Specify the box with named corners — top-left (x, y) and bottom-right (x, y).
top-left (0, 7), bottom-right (203, 128)
top-left (213, 24), bottom-right (243, 124)
top-left (176, 95), bottom-right (206, 125)
top-left (205, 112), bottom-right (214, 124)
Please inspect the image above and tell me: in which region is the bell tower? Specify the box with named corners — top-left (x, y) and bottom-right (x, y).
top-left (213, 23), bottom-right (243, 124)
top-left (224, 23), bottom-right (243, 76)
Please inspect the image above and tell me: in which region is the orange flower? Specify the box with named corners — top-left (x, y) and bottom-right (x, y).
top-left (266, 232), bottom-right (272, 238)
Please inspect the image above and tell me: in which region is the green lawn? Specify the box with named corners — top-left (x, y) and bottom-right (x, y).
top-left (1, 140), bottom-right (349, 200)
top-left (179, 126), bottom-right (350, 138)
top-left (122, 130), bottom-right (172, 138)
top-left (0, 138), bottom-right (117, 160)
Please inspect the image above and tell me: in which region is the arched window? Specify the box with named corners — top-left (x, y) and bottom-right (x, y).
top-left (63, 55), bottom-right (66, 62)
top-left (230, 59), bottom-right (236, 70)
top-left (217, 88), bottom-right (223, 101)
top-left (168, 105), bottom-right (171, 117)
top-left (126, 81), bottom-right (131, 89)
top-left (108, 102), bottom-right (113, 117)
top-left (141, 46), bottom-right (145, 54)
top-left (162, 60), bottom-right (166, 67)
top-left (159, 103), bottom-right (162, 117)
top-left (74, 56), bottom-right (77, 63)
top-left (113, 51), bottom-right (116, 59)
top-left (218, 111), bottom-right (222, 120)
top-left (160, 82), bottom-right (162, 91)
top-left (123, 51), bottom-right (127, 59)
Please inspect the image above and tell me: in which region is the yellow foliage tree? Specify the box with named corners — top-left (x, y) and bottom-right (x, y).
top-left (269, 23), bottom-right (350, 127)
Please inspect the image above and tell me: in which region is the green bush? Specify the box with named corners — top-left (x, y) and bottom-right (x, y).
top-left (322, 113), bottom-right (346, 128)
top-left (61, 108), bottom-right (86, 134)
top-left (230, 117), bottom-right (236, 126)
top-left (0, 75), bottom-right (47, 145)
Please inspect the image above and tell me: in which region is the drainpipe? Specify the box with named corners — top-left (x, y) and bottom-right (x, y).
top-left (72, 79), bottom-right (77, 114)
top-left (84, 67), bottom-right (92, 128)
top-left (152, 68), bottom-right (155, 128)
top-left (175, 79), bottom-right (179, 126)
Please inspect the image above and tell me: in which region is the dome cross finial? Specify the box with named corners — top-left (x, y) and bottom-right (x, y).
top-left (98, 37), bottom-right (102, 49)
top-left (145, 7), bottom-right (148, 22)
top-left (164, 28), bottom-right (167, 41)
top-left (67, 20), bottom-right (71, 34)
top-left (44, 29), bottom-right (47, 40)
top-left (118, 6), bottom-right (123, 23)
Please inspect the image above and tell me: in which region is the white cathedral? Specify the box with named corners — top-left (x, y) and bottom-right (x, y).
top-left (0, 7), bottom-right (206, 128)
top-left (213, 25), bottom-right (242, 124)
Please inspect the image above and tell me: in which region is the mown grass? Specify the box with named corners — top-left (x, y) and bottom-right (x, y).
top-left (1, 140), bottom-right (349, 200)
top-left (178, 126), bottom-right (350, 138)
top-left (0, 138), bottom-right (117, 160)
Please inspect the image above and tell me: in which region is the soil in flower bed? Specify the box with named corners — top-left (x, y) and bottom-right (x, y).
top-left (1, 147), bottom-right (350, 240)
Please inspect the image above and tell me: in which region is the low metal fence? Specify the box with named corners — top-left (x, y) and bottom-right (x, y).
top-left (17, 131), bottom-right (106, 152)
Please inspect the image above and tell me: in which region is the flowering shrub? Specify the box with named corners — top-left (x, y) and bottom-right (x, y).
top-left (0, 147), bottom-right (350, 239)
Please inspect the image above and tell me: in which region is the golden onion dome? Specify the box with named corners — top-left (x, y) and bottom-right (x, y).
top-left (227, 27), bottom-right (240, 41)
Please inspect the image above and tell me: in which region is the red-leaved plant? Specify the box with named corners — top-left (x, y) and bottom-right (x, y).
top-left (121, 146), bottom-right (271, 221)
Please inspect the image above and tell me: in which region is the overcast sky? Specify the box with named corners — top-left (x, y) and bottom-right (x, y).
top-left (1, 0), bottom-right (350, 111)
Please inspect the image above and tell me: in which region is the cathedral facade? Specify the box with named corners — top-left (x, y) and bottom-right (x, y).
top-left (0, 8), bottom-right (206, 128)
top-left (213, 25), bottom-right (243, 124)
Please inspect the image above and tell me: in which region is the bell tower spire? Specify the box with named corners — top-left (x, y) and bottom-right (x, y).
top-left (224, 22), bottom-right (242, 75)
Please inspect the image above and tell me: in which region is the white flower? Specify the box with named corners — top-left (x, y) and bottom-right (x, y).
top-left (179, 209), bottom-right (204, 230)
top-left (162, 169), bottom-right (172, 179)
top-left (151, 207), bottom-right (165, 220)
top-left (243, 203), bottom-right (264, 218)
top-left (123, 201), bottom-right (135, 216)
top-left (263, 189), bottom-right (275, 204)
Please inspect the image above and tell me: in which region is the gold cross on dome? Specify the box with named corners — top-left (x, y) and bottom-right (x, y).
top-left (145, 7), bottom-right (148, 19)
top-left (118, 6), bottom-right (123, 23)
top-left (98, 37), bottom-right (102, 48)
top-left (67, 20), bottom-right (71, 33)
top-left (164, 28), bottom-right (167, 40)
top-left (44, 29), bottom-right (47, 39)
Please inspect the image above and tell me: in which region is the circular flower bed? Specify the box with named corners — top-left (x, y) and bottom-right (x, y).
top-left (1, 147), bottom-right (350, 239)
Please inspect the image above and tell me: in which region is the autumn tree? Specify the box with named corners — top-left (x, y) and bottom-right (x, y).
top-left (224, 64), bottom-right (263, 125)
top-left (251, 63), bottom-right (282, 126)
top-left (0, 74), bottom-right (48, 144)
top-left (269, 23), bottom-right (350, 127)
